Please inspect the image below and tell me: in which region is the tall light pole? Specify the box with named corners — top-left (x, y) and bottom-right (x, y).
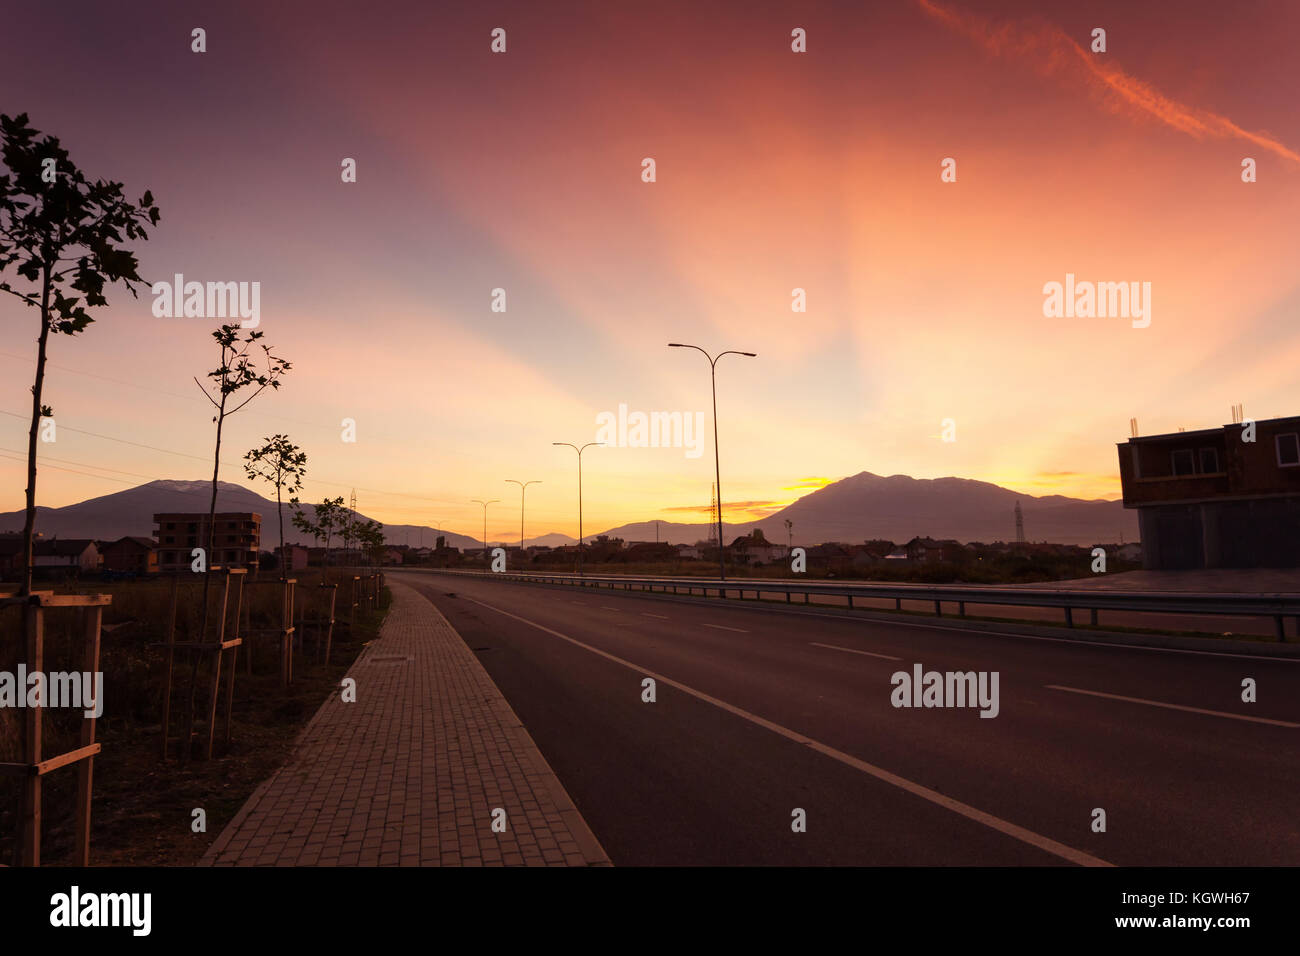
top-left (471, 499), bottom-right (498, 564)
top-left (552, 441), bottom-right (602, 575)
top-left (505, 479), bottom-right (542, 551)
top-left (668, 343), bottom-right (756, 581)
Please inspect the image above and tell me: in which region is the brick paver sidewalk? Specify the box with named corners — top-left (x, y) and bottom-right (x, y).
top-left (200, 579), bottom-right (610, 866)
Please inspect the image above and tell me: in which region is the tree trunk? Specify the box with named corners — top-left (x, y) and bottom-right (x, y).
top-left (187, 385), bottom-right (225, 762)
top-left (19, 265), bottom-right (53, 597)
top-left (199, 391), bottom-right (227, 636)
top-left (277, 483), bottom-right (285, 581)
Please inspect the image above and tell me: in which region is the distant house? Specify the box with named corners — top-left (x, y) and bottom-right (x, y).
top-left (381, 547), bottom-right (403, 565)
top-left (729, 530), bottom-right (789, 565)
top-left (626, 541), bottom-right (676, 562)
top-left (101, 536), bottom-right (158, 575)
top-left (278, 544), bottom-right (309, 571)
top-left (905, 537), bottom-right (966, 563)
top-left (849, 541), bottom-right (894, 567)
top-left (676, 544), bottom-right (703, 560)
top-left (33, 538), bottom-right (100, 572)
top-left (0, 535), bottom-right (25, 575)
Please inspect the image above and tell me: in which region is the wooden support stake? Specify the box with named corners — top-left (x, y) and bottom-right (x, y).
top-left (74, 604), bottom-right (103, 866)
top-left (160, 574), bottom-right (179, 760)
top-left (201, 572), bottom-right (231, 760)
top-left (18, 603), bottom-right (43, 866)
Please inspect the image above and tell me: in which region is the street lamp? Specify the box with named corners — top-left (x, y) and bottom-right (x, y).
top-left (552, 441), bottom-right (603, 575)
top-left (471, 499), bottom-right (499, 565)
top-left (668, 342), bottom-right (756, 581)
top-left (505, 479), bottom-right (542, 552)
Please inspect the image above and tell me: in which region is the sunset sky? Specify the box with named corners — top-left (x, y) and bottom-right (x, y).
top-left (2, 0), bottom-right (1298, 542)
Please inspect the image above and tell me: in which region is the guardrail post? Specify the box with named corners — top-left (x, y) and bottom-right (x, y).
top-left (848, 595), bottom-right (853, 609)
top-left (1090, 608), bottom-right (1098, 626)
top-left (1276, 616), bottom-right (1285, 642)
top-left (1064, 606), bottom-right (1074, 627)
top-left (958, 601), bottom-right (965, 617)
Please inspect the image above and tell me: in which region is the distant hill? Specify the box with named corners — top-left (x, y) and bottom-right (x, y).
top-left (1, 472), bottom-right (1136, 552)
top-left (593, 472), bottom-right (1136, 547)
top-left (0, 479), bottom-right (485, 550)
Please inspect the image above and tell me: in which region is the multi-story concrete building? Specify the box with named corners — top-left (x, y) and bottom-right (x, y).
top-left (153, 512), bottom-right (261, 571)
top-left (1117, 415), bottom-right (1300, 569)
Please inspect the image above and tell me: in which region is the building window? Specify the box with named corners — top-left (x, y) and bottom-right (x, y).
top-left (1277, 433), bottom-right (1300, 468)
top-left (1171, 449), bottom-right (1195, 476)
top-left (1198, 447), bottom-right (1219, 474)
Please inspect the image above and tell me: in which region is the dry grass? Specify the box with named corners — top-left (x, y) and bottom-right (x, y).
top-left (0, 568), bottom-right (390, 866)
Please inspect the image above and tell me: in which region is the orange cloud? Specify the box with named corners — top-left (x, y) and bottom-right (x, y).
top-left (916, 0), bottom-right (1300, 164)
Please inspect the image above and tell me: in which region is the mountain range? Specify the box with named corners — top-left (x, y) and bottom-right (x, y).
top-left (0, 472), bottom-right (1136, 549)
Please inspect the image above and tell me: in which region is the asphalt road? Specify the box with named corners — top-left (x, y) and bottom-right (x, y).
top-left (391, 570), bottom-right (1300, 866)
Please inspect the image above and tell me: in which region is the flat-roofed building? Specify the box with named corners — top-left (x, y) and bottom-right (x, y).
top-left (153, 512), bottom-right (261, 571)
top-left (1117, 415), bottom-right (1300, 569)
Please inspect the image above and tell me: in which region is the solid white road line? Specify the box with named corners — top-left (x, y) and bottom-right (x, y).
top-left (600, 606), bottom-right (621, 612)
top-left (810, 641), bottom-right (902, 661)
top-left (1046, 685), bottom-right (1300, 728)
top-left (641, 613), bottom-right (669, 619)
top-left (461, 593), bottom-right (1112, 867)
top-left (700, 623), bottom-right (748, 633)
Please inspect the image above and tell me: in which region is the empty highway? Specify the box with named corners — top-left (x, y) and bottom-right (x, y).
top-left (392, 569), bottom-right (1300, 866)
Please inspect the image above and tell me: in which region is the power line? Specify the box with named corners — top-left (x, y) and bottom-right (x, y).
top-left (0, 409), bottom-right (464, 507)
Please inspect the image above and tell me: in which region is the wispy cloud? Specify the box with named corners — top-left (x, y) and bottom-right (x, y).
top-left (783, 477), bottom-right (834, 491)
top-left (662, 500), bottom-right (788, 516)
top-left (916, 0), bottom-right (1300, 164)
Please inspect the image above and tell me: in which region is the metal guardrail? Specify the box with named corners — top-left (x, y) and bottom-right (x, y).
top-left (420, 568), bottom-right (1300, 641)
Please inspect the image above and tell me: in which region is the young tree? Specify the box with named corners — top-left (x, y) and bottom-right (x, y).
top-left (0, 113), bottom-right (160, 594)
top-left (243, 435), bottom-right (307, 578)
top-left (356, 519), bottom-right (385, 567)
top-left (194, 324), bottom-right (290, 628)
top-left (291, 496), bottom-right (346, 581)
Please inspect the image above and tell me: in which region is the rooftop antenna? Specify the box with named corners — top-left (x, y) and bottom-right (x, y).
top-left (1129, 417), bottom-right (1138, 438)
top-left (1231, 403), bottom-right (1244, 424)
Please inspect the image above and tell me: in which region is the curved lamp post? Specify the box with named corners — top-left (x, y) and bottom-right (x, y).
top-left (471, 499), bottom-right (499, 564)
top-left (505, 479), bottom-right (542, 551)
top-left (552, 442), bottom-right (603, 575)
top-left (668, 343), bottom-right (756, 581)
